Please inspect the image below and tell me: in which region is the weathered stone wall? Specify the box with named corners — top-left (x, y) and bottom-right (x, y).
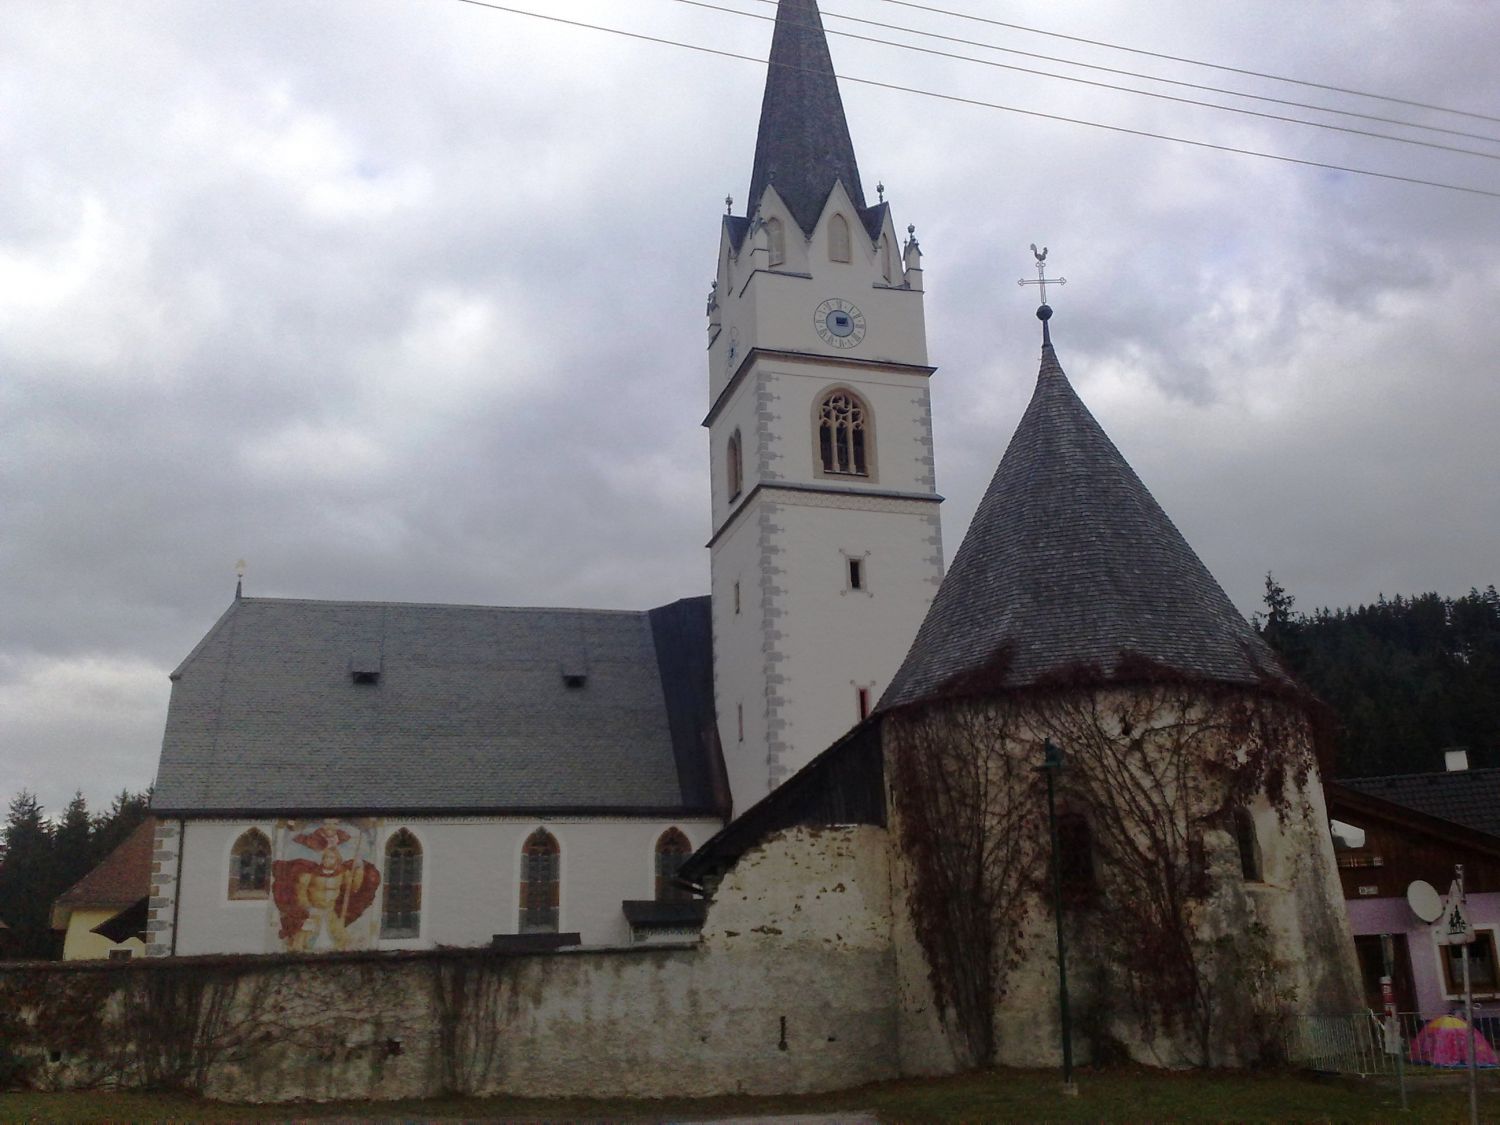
top-left (0, 825), bottom-right (899, 1104)
top-left (883, 690), bottom-right (1363, 1072)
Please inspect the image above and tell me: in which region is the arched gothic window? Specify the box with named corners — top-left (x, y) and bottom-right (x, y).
top-left (520, 829), bottom-right (560, 933)
top-left (765, 217), bottom-right (786, 267)
top-left (727, 429), bottom-right (743, 500)
top-left (228, 828), bottom-right (270, 899)
top-left (1233, 807), bottom-right (1262, 881)
top-left (655, 828), bottom-right (693, 903)
top-left (381, 829), bottom-right (422, 939)
top-left (818, 389), bottom-right (870, 476)
top-left (828, 214), bottom-right (851, 263)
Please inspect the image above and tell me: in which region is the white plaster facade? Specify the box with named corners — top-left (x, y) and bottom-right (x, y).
top-left (708, 180), bottom-right (943, 812)
top-left (154, 816), bottom-right (720, 956)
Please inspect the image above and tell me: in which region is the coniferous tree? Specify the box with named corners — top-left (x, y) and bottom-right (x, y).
top-left (0, 792), bottom-right (57, 958)
top-left (1259, 579), bottom-right (1500, 778)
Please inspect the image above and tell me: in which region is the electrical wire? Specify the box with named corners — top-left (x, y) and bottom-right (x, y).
top-left (751, 0), bottom-right (1500, 147)
top-left (673, 0), bottom-right (1500, 163)
top-left (445, 0), bottom-right (1500, 200)
top-left (876, 0), bottom-right (1500, 127)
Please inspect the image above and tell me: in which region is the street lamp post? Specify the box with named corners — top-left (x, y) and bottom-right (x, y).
top-left (1042, 738), bottom-right (1078, 1097)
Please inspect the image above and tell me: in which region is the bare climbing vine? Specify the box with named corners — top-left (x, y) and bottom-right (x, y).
top-left (890, 679), bottom-right (1319, 1068)
top-left (887, 699), bottom-right (1043, 1066)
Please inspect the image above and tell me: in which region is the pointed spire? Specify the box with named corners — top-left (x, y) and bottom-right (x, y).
top-left (748, 0), bottom-right (866, 236)
top-left (880, 326), bottom-right (1287, 711)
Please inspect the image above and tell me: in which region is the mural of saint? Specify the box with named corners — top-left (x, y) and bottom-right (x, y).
top-left (268, 819), bottom-right (381, 952)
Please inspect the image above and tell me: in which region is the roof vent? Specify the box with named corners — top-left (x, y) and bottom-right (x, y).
top-left (1445, 747), bottom-right (1470, 772)
top-left (561, 664), bottom-right (587, 689)
top-left (349, 645), bottom-right (382, 685)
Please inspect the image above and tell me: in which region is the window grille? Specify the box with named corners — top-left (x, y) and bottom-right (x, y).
top-left (381, 829), bottom-right (422, 939)
top-left (520, 829), bottom-right (560, 933)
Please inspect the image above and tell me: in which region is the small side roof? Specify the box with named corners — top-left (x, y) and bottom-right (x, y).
top-left (54, 818), bottom-right (155, 911)
top-left (1338, 768), bottom-right (1500, 839)
top-left (882, 329), bottom-right (1288, 711)
top-left (152, 596), bottom-right (723, 817)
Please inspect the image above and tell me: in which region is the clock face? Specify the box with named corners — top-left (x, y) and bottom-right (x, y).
top-left (814, 298), bottom-right (867, 349)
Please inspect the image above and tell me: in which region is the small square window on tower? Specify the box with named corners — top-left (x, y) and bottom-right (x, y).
top-left (857, 686), bottom-right (871, 720)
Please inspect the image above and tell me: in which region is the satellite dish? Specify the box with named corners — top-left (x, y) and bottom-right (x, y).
top-left (1407, 880), bottom-right (1443, 923)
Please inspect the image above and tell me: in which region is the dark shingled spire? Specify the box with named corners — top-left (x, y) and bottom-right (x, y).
top-left (881, 327), bottom-right (1288, 711)
top-left (749, 0), bottom-right (866, 236)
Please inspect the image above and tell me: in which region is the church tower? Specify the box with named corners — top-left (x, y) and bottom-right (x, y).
top-left (707, 0), bottom-right (943, 813)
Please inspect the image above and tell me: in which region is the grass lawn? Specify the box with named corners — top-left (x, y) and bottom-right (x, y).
top-left (0, 1066), bottom-right (1491, 1122)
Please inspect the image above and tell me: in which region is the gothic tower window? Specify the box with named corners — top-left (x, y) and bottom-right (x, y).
top-left (228, 828), bottom-right (270, 899)
top-left (520, 828), bottom-right (560, 933)
top-left (880, 233), bottom-right (893, 282)
top-left (765, 217), bottom-right (786, 267)
top-left (829, 214), bottom-right (851, 263)
top-left (727, 429), bottom-right (743, 500)
top-left (381, 829), bottom-right (422, 939)
top-left (817, 389), bottom-right (871, 477)
top-left (655, 828), bottom-right (692, 902)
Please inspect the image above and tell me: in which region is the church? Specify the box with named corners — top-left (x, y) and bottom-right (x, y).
top-left (145, 0), bottom-right (939, 957)
top-left (143, 3), bottom-right (1360, 1073)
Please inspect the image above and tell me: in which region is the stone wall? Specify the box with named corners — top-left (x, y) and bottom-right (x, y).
top-left (0, 825), bottom-right (900, 1104)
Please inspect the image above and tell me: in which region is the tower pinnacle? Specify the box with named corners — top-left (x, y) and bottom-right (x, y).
top-left (748, 0), bottom-right (866, 235)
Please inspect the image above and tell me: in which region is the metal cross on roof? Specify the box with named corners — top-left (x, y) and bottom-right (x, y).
top-left (1018, 243), bottom-right (1066, 306)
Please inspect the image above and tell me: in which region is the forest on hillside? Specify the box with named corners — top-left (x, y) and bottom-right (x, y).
top-left (1257, 579), bottom-right (1500, 779)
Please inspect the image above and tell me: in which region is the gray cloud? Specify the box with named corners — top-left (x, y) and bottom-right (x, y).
top-left (3, 0), bottom-right (1498, 812)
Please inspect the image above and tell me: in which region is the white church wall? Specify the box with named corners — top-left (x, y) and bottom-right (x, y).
top-left (766, 499), bottom-right (940, 785)
top-left (163, 816), bottom-right (722, 957)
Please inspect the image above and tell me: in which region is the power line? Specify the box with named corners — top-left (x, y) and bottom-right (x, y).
top-left (444, 0), bottom-right (1500, 200)
top-left (784, 0), bottom-right (1500, 147)
top-left (674, 0), bottom-right (1500, 163)
top-left (876, 0), bottom-right (1500, 127)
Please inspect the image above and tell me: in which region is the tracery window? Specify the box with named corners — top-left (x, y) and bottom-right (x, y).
top-left (228, 828), bottom-right (270, 899)
top-left (829, 214), bottom-right (851, 263)
top-left (381, 829), bottom-right (422, 939)
top-left (766, 217), bottom-right (786, 267)
top-left (817, 389), bottom-right (870, 476)
top-left (727, 429), bottom-right (743, 500)
top-left (655, 828), bottom-right (693, 903)
top-left (520, 828), bottom-right (560, 933)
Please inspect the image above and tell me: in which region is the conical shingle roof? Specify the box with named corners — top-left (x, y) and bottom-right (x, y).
top-left (881, 328), bottom-right (1287, 710)
top-left (748, 0), bottom-right (866, 235)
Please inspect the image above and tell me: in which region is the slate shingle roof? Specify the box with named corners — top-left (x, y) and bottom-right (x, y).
top-left (1340, 769), bottom-right (1500, 839)
top-left (152, 596), bottom-right (722, 817)
top-left (881, 330), bottom-right (1288, 710)
top-left (749, 0), bottom-right (868, 237)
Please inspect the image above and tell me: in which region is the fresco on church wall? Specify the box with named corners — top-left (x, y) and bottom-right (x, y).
top-left (268, 819), bottom-right (381, 952)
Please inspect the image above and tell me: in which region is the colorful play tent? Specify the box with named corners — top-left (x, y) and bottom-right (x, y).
top-left (1409, 1015), bottom-right (1499, 1068)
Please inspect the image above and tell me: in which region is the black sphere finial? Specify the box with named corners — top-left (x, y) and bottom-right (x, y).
top-left (1037, 304), bottom-right (1053, 321)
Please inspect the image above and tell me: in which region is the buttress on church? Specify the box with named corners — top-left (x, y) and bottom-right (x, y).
top-left (145, 2), bottom-right (1360, 1050)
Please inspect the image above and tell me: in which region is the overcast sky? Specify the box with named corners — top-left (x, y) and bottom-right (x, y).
top-left (3, 0), bottom-right (1497, 815)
